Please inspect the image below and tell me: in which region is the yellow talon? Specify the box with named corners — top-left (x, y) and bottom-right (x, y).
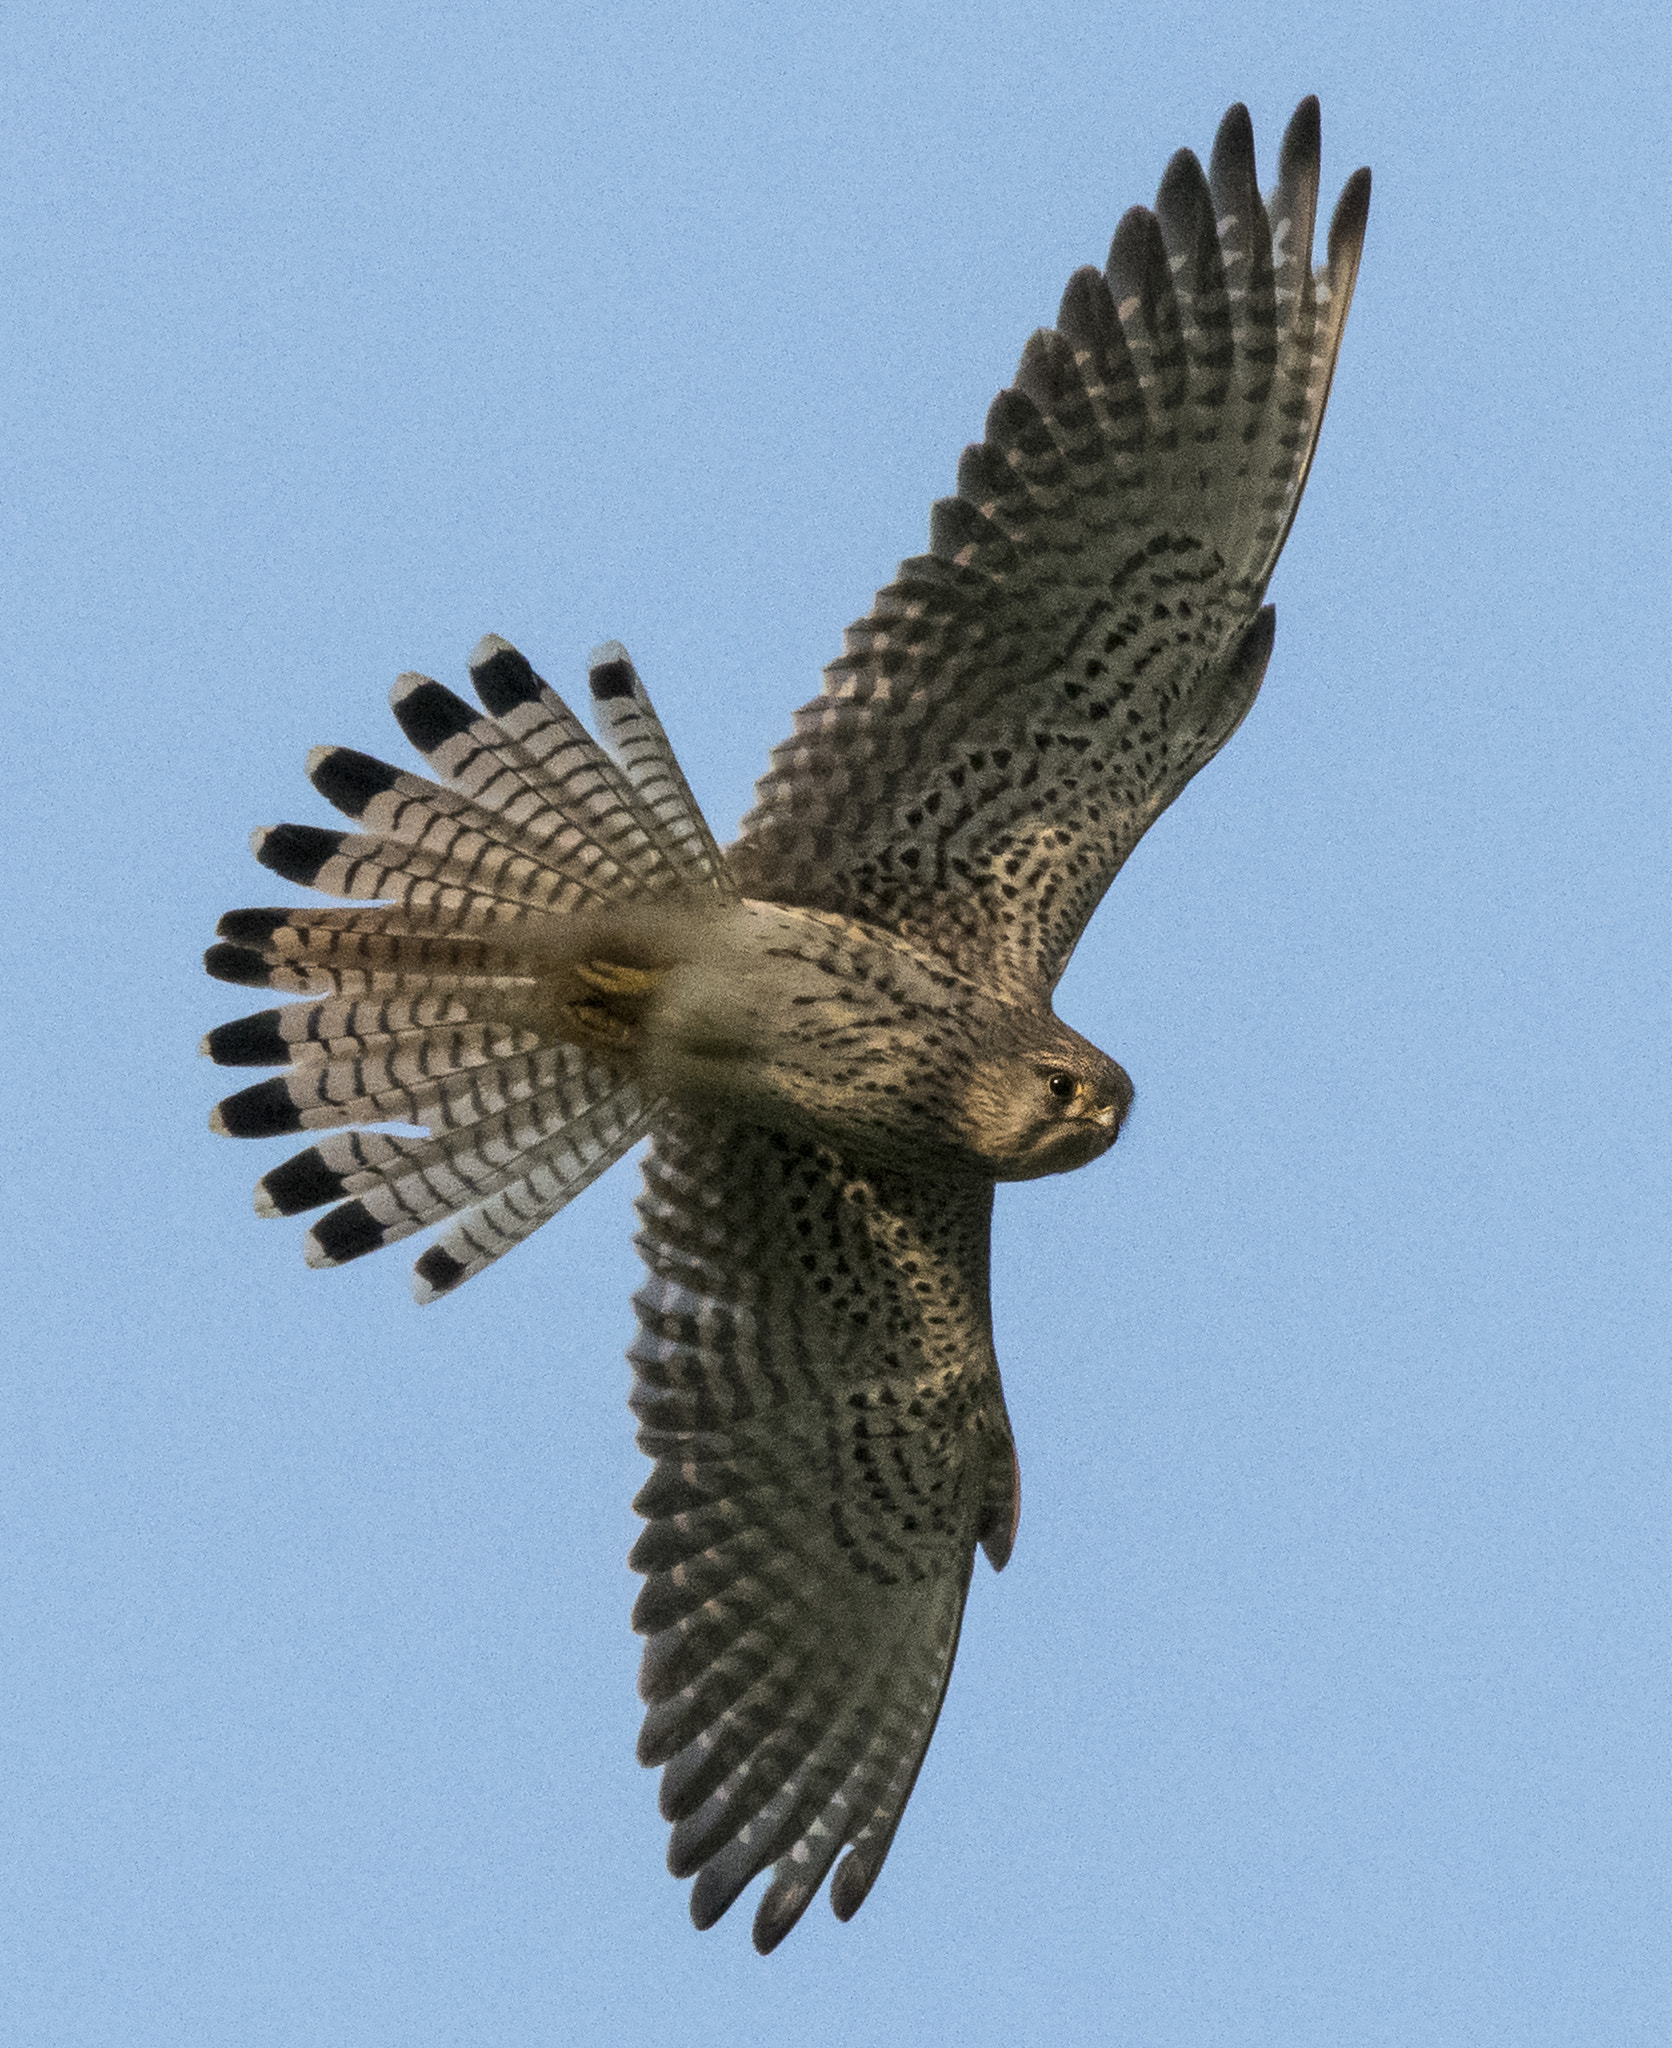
top-left (562, 1001), bottom-right (638, 1052)
top-left (575, 960), bottom-right (663, 997)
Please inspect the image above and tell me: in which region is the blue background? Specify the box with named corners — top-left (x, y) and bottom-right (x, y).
top-left (5, 4), bottom-right (1665, 2042)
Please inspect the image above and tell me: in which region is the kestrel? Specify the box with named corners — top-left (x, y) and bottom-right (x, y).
top-left (204, 99), bottom-right (1369, 1950)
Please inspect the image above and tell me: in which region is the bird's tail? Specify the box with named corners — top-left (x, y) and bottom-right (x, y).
top-left (204, 635), bottom-right (730, 1300)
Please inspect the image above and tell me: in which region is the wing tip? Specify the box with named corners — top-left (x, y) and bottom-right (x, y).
top-left (210, 1077), bottom-right (304, 1139)
top-left (751, 1877), bottom-right (815, 1955)
top-left (1155, 145), bottom-right (1211, 247)
top-left (307, 744), bottom-right (402, 817)
top-left (1105, 201), bottom-right (1165, 304)
top-left (829, 1847), bottom-right (876, 1923)
top-left (304, 1198), bottom-right (390, 1268)
top-left (204, 940), bottom-right (275, 988)
top-left (1328, 165), bottom-right (1373, 277)
top-left (1279, 94), bottom-right (1322, 189)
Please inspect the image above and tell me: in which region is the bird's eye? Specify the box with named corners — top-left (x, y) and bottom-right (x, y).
top-left (1047, 1072), bottom-right (1077, 1101)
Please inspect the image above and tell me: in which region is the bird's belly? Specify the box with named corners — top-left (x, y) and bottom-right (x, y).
top-left (640, 900), bottom-right (991, 1159)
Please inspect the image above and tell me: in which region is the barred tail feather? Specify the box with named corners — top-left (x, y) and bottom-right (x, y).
top-left (586, 642), bottom-right (733, 894)
top-left (411, 1106), bottom-right (647, 1302)
top-left (299, 1066), bottom-right (651, 1276)
top-left (201, 991), bottom-right (548, 1065)
top-left (206, 906), bottom-right (546, 996)
top-left (389, 668), bottom-right (666, 893)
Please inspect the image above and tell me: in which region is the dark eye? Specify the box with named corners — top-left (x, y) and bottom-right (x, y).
top-left (1047, 1072), bottom-right (1077, 1101)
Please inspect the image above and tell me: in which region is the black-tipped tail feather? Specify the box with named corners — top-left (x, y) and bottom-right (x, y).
top-left (205, 634), bottom-right (718, 1293)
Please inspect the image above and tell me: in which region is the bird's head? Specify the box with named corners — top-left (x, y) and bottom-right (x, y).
top-left (958, 1021), bottom-right (1133, 1182)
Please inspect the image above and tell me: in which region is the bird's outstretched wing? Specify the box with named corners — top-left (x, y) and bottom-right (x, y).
top-left (730, 100), bottom-right (1370, 998)
top-left (629, 1111), bottom-right (1018, 1950)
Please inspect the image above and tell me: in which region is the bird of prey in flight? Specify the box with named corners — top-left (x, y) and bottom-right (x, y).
top-left (204, 98), bottom-right (1369, 1951)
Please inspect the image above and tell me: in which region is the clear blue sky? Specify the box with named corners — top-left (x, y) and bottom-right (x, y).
top-left (5, 4), bottom-right (1665, 2043)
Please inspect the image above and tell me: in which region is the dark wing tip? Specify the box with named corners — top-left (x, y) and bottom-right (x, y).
top-left (1013, 325), bottom-right (1082, 413)
top-left (205, 941), bottom-right (276, 987)
top-left (1105, 203), bottom-right (1164, 299)
top-left (687, 1867), bottom-right (729, 1930)
top-left (1279, 94), bottom-right (1322, 187)
top-left (1192, 605), bottom-right (1278, 760)
top-left (1208, 101), bottom-right (1259, 222)
top-left (210, 1077), bottom-right (304, 1139)
top-left (1210, 100), bottom-right (1255, 174)
top-left (635, 1714), bottom-right (678, 1770)
top-left (217, 908), bottom-right (289, 945)
top-left (751, 1877), bottom-right (815, 1955)
top-left (982, 383), bottom-right (1046, 448)
top-left (1056, 263), bottom-right (1120, 353)
top-left (928, 492), bottom-right (995, 564)
top-left (1329, 165), bottom-right (1373, 271)
top-left (588, 658), bottom-right (637, 702)
top-left (978, 1436), bottom-right (1021, 1572)
top-left (829, 1847), bottom-right (876, 1923)
top-left (1155, 144), bottom-right (1209, 226)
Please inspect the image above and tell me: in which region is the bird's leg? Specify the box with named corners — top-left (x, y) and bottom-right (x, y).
top-left (560, 959), bottom-right (668, 1057)
top-left (575, 961), bottom-right (663, 1000)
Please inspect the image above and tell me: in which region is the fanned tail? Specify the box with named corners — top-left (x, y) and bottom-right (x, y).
top-left (204, 635), bottom-right (727, 1297)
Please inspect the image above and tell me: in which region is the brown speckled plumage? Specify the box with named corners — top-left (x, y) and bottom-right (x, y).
top-left (203, 100), bottom-right (1368, 1948)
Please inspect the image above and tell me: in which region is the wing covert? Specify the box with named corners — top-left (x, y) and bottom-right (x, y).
top-left (731, 100), bottom-right (1370, 996)
top-left (628, 1112), bottom-right (1016, 1950)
